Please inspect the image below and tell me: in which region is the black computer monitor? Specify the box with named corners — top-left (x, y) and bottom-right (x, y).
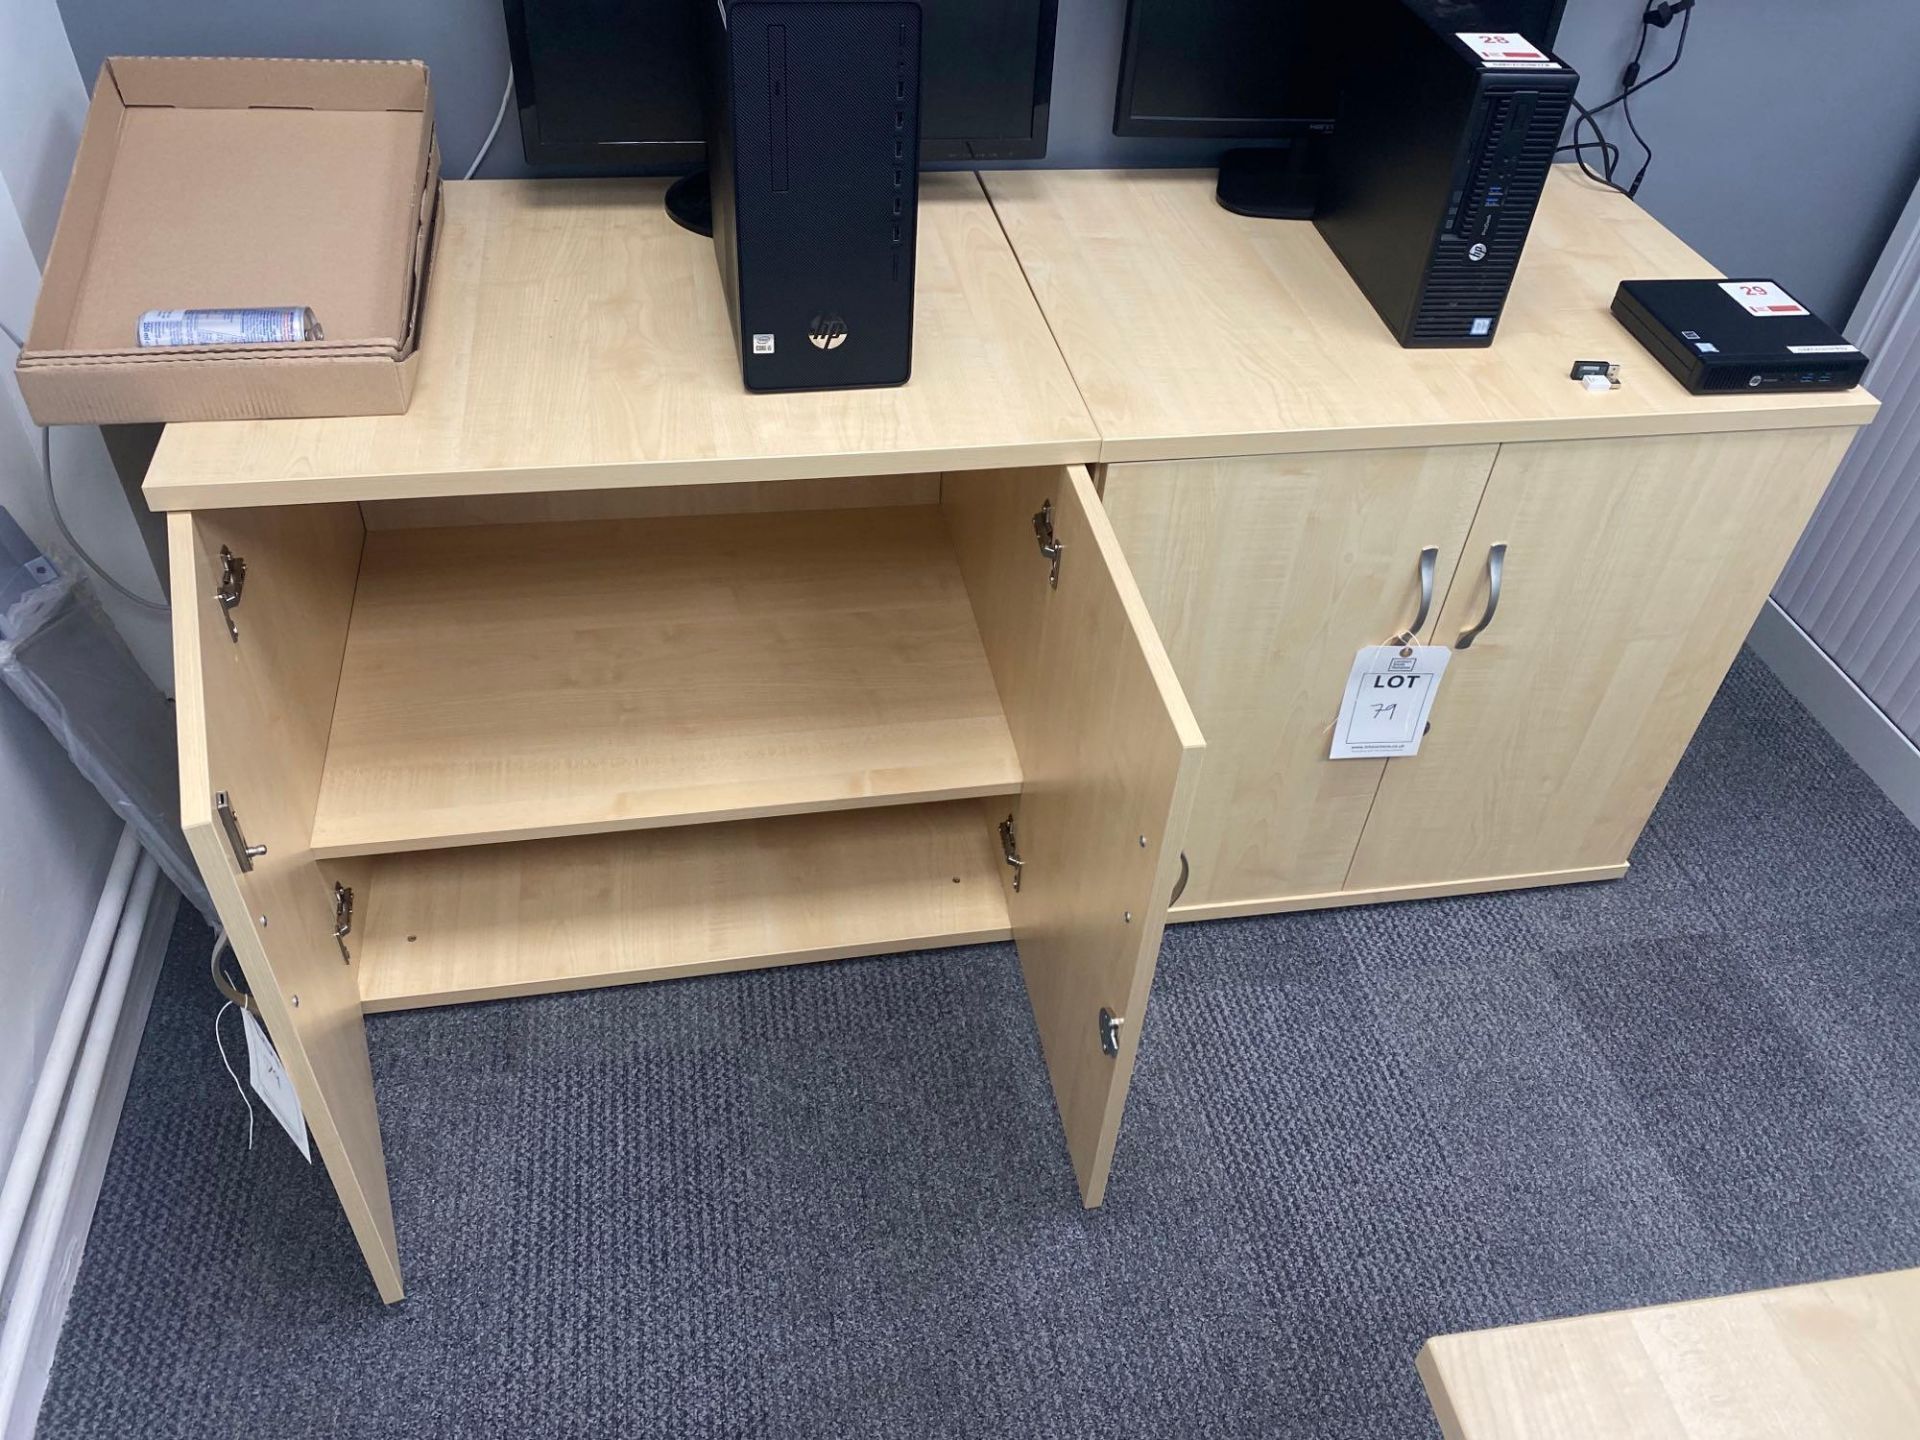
top-left (504, 0), bottom-right (1058, 169)
top-left (1114, 0), bottom-right (1567, 218)
top-left (1115, 1), bottom-right (1341, 142)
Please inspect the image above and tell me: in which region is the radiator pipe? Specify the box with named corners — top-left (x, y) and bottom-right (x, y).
top-left (0, 824), bottom-right (141, 1285)
top-left (0, 847), bottom-right (161, 1420)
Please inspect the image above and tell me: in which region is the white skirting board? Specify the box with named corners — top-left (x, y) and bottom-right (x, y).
top-left (1749, 598), bottom-right (1920, 831)
top-left (1, 879), bottom-right (179, 1440)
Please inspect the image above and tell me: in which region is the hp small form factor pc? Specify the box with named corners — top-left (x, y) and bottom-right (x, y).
top-left (1314, 0), bottom-right (1577, 347)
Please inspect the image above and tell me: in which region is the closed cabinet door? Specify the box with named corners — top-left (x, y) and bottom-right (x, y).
top-left (1102, 447), bottom-right (1495, 914)
top-left (1347, 427), bottom-right (1856, 891)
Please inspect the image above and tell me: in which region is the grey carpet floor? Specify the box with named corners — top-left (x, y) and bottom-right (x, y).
top-left (38, 649), bottom-right (1920, 1439)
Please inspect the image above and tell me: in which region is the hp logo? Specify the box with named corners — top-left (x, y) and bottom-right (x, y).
top-left (1467, 242), bottom-right (1488, 263)
top-left (808, 314), bottom-right (849, 350)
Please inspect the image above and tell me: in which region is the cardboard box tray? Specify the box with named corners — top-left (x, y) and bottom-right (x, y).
top-left (16, 56), bottom-right (441, 425)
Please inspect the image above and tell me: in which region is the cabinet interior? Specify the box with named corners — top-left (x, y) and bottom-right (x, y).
top-left (205, 479), bottom-right (1037, 1014)
top-left (337, 801), bottom-right (1012, 1012)
top-left (312, 502), bottom-right (1022, 858)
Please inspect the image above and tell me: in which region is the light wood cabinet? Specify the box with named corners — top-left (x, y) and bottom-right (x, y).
top-left (1348, 427), bottom-right (1857, 889)
top-left (147, 166), bottom-right (1882, 1306)
top-left (170, 467), bottom-right (1201, 1300)
top-left (984, 168), bottom-right (1876, 921)
top-left (1109, 427), bottom-right (1857, 918)
top-left (1102, 446), bottom-right (1494, 910)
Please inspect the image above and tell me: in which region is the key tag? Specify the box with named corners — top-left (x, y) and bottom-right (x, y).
top-left (1331, 544), bottom-right (1452, 760)
top-left (241, 1009), bottom-right (312, 1162)
top-left (1331, 642), bottom-right (1450, 759)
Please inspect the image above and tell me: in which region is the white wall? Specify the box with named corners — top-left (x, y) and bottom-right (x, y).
top-left (0, 694), bottom-right (121, 1173)
top-left (1, 0), bottom-right (171, 690)
top-left (0, 0), bottom-right (162, 1181)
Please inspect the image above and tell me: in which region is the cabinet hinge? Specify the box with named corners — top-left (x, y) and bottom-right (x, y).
top-left (214, 546), bottom-right (247, 642)
top-left (215, 790), bottom-right (267, 873)
top-left (332, 882), bottom-right (355, 963)
top-left (1032, 500), bottom-right (1063, 588)
top-left (1098, 1007), bottom-right (1123, 1058)
top-left (998, 813), bottom-right (1024, 892)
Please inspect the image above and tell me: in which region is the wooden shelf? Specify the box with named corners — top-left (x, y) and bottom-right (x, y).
top-left (352, 803), bottom-right (1011, 1011)
top-left (311, 505), bottom-right (1021, 857)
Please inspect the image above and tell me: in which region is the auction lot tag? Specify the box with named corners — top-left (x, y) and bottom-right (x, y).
top-left (1330, 645), bottom-right (1450, 759)
top-left (243, 1008), bottom-right (312, 1161)
top-left (1455, 32), bottom-right (1558, 67)
top-left (1719, 280), bottom-right (1809, 317)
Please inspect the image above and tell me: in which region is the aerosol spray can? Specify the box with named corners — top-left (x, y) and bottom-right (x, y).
top-left (136, 307), bottom-right (323, 347)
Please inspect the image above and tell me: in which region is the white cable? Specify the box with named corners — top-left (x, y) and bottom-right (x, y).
top-left (0, 318), bottom-right (169, 613)
top-left (463, 64), bottom-right (515, 180)
top-left (214, 1006), bottom-right (257, 1159)
top-left (211, 927), bottom-right (256, 1149)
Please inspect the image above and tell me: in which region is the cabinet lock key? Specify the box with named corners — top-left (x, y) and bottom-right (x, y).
top-left (999, 813), bottom-right (1025, 892)
top-left (214, 546), bottom-right (247, 642)
top-left (1033, 500), bottom-right (1063, 588)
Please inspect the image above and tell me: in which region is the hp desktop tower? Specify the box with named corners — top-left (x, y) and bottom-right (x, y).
top-left (1315, 0), bottom-right (1577, 347)
top-left (704, 0), bottom-right (922, 392)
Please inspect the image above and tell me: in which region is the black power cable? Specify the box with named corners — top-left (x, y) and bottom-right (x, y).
top-left (1555, 0), bottom-right (1695, 197)
top-left (1565, 98), bottom-right (1626, 192)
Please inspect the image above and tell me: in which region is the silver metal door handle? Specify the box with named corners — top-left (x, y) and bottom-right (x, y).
top-left (1455, 543), bottom-right (1507, 650)
top-left (1393, 546), bottom-right (1439, 646)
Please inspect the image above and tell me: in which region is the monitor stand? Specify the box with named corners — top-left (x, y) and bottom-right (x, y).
top-left (1215, 136), bottom-right (1330, 220)
top-left (666, 170), bottom-right (713, 237)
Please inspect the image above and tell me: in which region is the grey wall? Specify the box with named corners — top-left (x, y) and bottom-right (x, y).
top-left (55, 0), bottom-right (1920, 320)
top-left (1551, 0), bottom-right (1920, 322)
top-left (56, 0), bottom-right (514, 184)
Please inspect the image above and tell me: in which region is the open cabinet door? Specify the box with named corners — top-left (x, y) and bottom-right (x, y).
top-left (169, 507), bottom-right (403, 1302)
top-left (944, 466), bottom-right (1204, 1206)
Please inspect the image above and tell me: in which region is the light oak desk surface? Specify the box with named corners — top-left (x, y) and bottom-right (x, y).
top-left (144, 172), bottom-right (1098, 511)
top-left (983, 166), bottom-right (1877, 462)
top-left (1418, 1267), bottom-right (1920, 1440)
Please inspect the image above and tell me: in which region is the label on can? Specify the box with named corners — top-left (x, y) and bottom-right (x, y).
top-left (136, 307), bottom-right (321, 347)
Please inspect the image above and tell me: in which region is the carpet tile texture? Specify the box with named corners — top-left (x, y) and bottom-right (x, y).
top-left (37, 650), bottom-right (1920, 1438)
